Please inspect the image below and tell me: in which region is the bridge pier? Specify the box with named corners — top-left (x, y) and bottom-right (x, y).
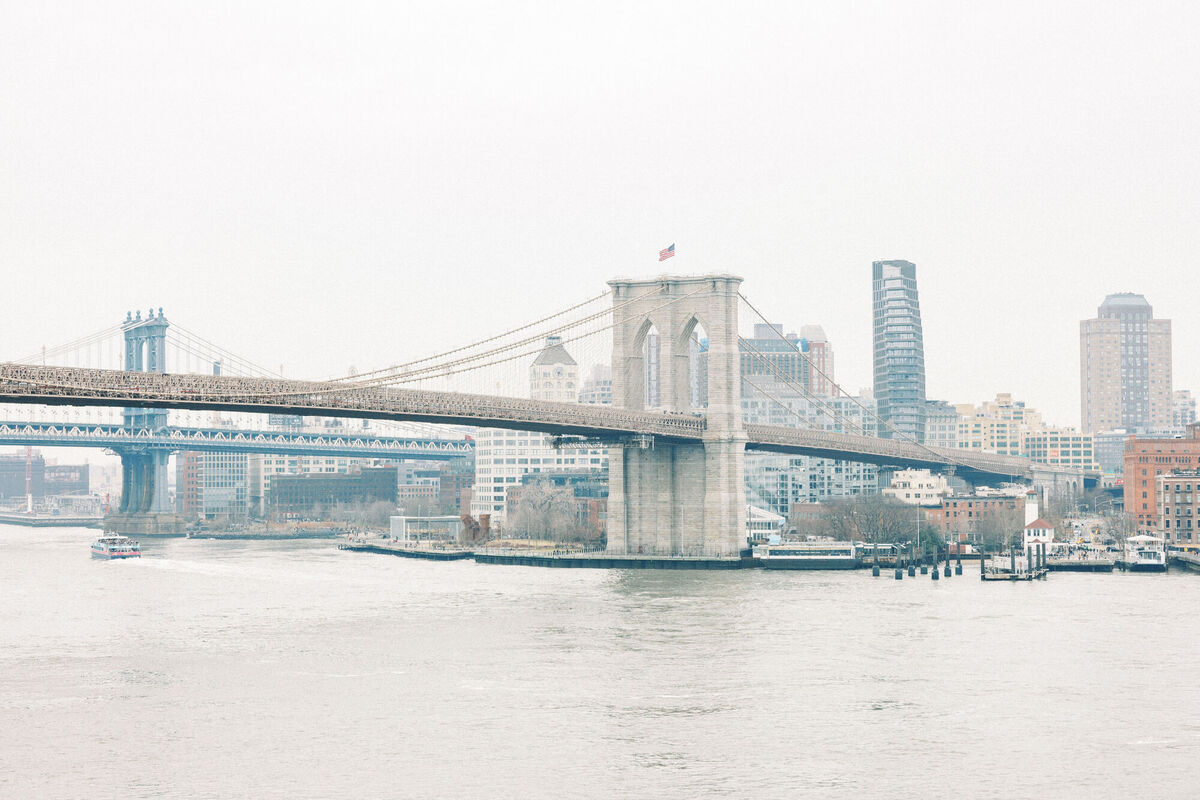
top-left (605, 274), bottom-right (747, 558)
top-left (116, 450), bottom-right (171, 514)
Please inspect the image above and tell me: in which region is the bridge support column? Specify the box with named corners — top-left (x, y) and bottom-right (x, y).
top-left (605, 274), bottom-right (747, 558)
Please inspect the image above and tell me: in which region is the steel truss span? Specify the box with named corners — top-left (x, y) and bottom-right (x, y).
top-left (0, 363), bottom-right (1031, 479)
top-left (0, 421), bottom-right (472, 460)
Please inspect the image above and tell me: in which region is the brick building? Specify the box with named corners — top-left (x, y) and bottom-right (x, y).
top-left (1157, 470), bottom-right (1199, 546)
top-left (923, 495), bottom-right (1024, 540)
top-left (1123, 423), bottom-right (1200, 532)
top-left (268, 466), bottom-right (398, 514)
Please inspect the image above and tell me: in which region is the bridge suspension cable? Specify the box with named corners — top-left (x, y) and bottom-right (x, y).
top-left (739, 337), bottom-right (870, 436)
top-left (0, 284), bottom-right (710, 402)
top-left (12, 324), bottom-right (126, 366)
top-left (364, 286), bottom-right (712, 389)
top-left (167, 324), bottom-right (282, 378)
top-left (738, 291), bottom-right (996, 476)
top-left (325, 289), bottom-right (614, 384)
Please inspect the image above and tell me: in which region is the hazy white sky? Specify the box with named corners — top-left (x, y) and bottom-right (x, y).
top-left (2, 1), bottom-right (1197, 429)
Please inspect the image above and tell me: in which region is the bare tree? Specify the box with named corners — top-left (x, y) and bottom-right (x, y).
top-left (1101, 512), bottom-right (1137, 549)
top-left (816, 495), bottom-right (925, 546)
top-left (508, 481), bottom-right (578, 541)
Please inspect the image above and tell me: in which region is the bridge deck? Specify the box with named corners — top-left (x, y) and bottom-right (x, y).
top-left (0, 421), bottom-right (472, 459)
top-left (0, 363), bottom-right (1031, 479)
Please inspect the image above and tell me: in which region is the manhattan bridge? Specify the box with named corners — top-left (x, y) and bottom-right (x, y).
top-left (0, 273), bottom-right (1069, 557)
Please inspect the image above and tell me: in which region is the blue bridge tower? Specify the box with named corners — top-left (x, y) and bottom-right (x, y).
top-left (113, 309), bottom-right (175, 521)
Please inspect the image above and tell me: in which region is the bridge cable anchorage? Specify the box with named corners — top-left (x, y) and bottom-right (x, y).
top-left (739, 338), bottom-right (870, 436)
top-left (738, 291), bottom-right (1007, 476)
top-left (323, 289), bottom-right (614, 384)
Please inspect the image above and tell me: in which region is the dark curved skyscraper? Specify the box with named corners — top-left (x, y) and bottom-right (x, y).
top-left (872, 260), bottom-right (926, 442)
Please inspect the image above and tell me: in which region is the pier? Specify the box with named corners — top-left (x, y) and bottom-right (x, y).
top-left (338, 542), bottom-right (475, 561)
top-left (0, 512), bottom-right (102, 528)
top-left (1167, 551), bottom-right (1200, 572)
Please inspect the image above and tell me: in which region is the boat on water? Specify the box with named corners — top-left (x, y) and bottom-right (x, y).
top-left (753, 540), bottom-right (859, 569)
top-left (90, 535), bottom-right (141, 560)
top-left (1124, 534), bottom-right (1167, 572)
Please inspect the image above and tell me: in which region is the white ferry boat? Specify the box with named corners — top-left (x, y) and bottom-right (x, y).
top-left (753, 541), bottom-right (859, 570)
top-left (91, 535), bottom-right (141, 560)
top-left (1124, 534), bottom-right (1166, 572)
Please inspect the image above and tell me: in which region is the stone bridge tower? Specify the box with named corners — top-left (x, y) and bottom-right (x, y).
top-left (605, 274), bottom-right (747, 557)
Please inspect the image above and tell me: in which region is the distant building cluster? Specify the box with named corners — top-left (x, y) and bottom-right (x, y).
top-left (0, 452), bottom-right (91, 500)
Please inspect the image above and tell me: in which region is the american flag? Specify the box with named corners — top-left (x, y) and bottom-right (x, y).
top-left (658, 243), bottom-right (675, 262)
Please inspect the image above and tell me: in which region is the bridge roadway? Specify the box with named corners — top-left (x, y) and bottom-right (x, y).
top-left (0, 363), bottom-right (1032, 480)
top-left (0, 421), bottom-right (472, 460)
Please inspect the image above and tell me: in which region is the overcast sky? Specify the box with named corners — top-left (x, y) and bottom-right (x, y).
top-left (2, 1), bottom-right (1197, 430)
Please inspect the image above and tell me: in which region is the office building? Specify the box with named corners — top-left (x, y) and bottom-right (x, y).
top-left (0, 452), bottom-right (44, 499)
top-left (924, 400), bottom-right (958, 451)
top-left (268, 466), bottom-right (398, 514)
top-left (578, 364), bottom-right (612, 405)
top-left (176, 451), bottom-right (249, 519)
top-left (1080, 293), bottom-right (1172, 433)
top-left (1174, 390), bottom-right (1197, 428)
top-left (872, 260), bottom-right (926, 442)
top-left (740, 323), bottom-right (835, 398)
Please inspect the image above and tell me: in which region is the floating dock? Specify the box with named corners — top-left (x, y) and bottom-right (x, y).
top-left (473, 552), bottom-right (748, 569)
top-left (0, 512), bottom-right (103, 528)
top-left (338, 542), bottom-right (474, 561)
top-left (1047, 557), bottom-right (1115, 573)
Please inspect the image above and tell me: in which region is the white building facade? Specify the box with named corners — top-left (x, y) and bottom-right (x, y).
top-left (883, 468), bottom-right (950, 506)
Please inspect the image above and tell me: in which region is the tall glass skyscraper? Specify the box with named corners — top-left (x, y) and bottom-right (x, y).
top-left (872, 259), bottom-right (927, 442)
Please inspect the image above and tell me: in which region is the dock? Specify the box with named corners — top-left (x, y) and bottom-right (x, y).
top-left (980, 551), bottom-right (1049, 581)
top-left (1047, 557), bottom-right (1115, 573)
top-left (1168, 551), bottom-right (1200, 572)
top-left (0, 512), bottom-right (103, 528)
top-left (473, 551), bottom-right (748, 569)
top-left (337, 542), bottom-right (474, 561)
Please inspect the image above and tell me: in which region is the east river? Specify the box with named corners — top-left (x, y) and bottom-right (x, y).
top-left (2, 525), bottom-right (1198, 799)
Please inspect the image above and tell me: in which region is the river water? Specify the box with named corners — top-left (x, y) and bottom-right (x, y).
top-left (2, 525), bottom-right (1197, 799)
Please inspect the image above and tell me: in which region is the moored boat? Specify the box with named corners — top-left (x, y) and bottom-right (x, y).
top-left (91, 535), bottom-right (141, 560)
top-left (1124, 534), bottom-right (1167, 572)
top-left (753, 540), bottom-right (859, 569)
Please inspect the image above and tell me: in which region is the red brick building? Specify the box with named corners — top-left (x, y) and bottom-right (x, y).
top-left (924, 495), bottom-right (1024, 540)
top-left (1124, 423), bottom-right (1200, 532)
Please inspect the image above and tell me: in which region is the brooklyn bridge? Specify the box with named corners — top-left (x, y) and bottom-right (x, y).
top-left (1, 273), bottom-right (1058, 556)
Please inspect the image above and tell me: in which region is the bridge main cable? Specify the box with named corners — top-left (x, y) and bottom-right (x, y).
top-left (325, 289), bottom-right (614, 384)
